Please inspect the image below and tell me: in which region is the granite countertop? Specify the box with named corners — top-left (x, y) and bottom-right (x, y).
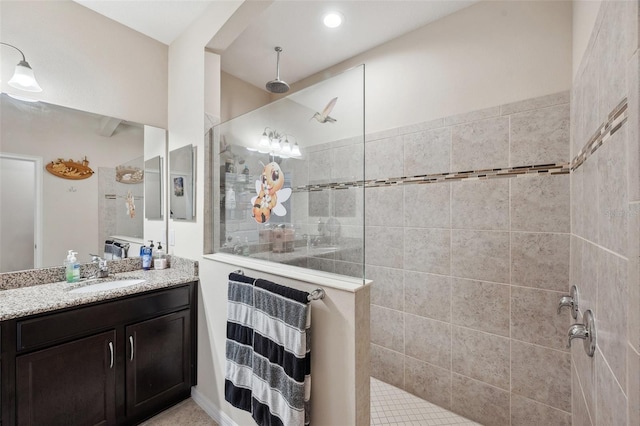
top-left (0, 265), bottom-right (198, 322)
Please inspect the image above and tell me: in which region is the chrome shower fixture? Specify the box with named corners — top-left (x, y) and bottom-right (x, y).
top-left (265, 46), bottom-right (290, 94)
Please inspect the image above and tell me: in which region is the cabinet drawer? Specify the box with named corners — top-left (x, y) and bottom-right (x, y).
top-left (16, 285), bottom-right (190, 352)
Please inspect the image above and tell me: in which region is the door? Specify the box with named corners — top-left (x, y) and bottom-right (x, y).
top-left (0, 153), bottom-right (42, 272)
top-left (125, 310), bottom-right (191, 419)
top-left (15, 330), bottom-right (117, 426)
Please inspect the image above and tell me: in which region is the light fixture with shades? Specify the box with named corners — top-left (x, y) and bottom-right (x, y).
top-left (0, 42), bottom-right (43, 93)
top-left (254, 128), bottom-right (302, 158)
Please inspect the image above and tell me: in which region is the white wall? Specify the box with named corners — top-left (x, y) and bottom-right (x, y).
top-left (220, 71), bottom-right (271, 122)
top-left (0, 96), bottom-right (143, 267)
top-left (0, 0), bottom-right (168, 128)
top-left (279, 0), bottom-right (573, 134)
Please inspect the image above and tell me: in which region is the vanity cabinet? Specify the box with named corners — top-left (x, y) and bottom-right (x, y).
top-left (0, 282), bottom-right (197, 426)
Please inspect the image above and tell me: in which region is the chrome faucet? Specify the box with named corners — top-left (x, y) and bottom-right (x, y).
top-left (90, 254), bottom-right (109, 278)
top-left (567, 309), bottom-right (596, 357)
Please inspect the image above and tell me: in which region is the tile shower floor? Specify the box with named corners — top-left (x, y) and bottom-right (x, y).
top-left (144, 379), bottom-right (480, 425)
top-left (370, 377), bottom-right (480, 425)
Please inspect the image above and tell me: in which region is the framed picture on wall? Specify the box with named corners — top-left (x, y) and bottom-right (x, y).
top-left (174, 176), bottom-right (184, 197)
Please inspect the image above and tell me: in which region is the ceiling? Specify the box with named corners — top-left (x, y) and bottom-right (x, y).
top-left (74, 1), bottom-right (477, 91)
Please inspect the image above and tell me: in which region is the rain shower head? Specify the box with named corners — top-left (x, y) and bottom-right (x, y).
top-left (265, 46), bottom-right (290, 94)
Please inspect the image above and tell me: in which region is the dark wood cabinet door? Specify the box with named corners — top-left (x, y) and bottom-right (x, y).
top-left (15, 330), bottom-right (117, 426)
top-left (125, 310), bottom-right (190, 419)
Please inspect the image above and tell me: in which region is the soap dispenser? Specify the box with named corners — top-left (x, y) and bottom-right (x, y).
top-left (65, 250), bottom-right (80, 283)
top-left (154, 242), bottom-right (167, 270)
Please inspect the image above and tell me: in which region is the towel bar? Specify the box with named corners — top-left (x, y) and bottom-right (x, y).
top-left (307, 288), bottom-right (325, 301)
top-left (232, 269), bottom-right (325, 302)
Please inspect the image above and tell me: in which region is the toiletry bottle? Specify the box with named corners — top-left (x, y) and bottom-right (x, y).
top-left (66, 251), bottom-right (80, 283)
top-left (141, 246), bottom-right (153, 270)
top-left (242, 237), bottom-right (250, 256)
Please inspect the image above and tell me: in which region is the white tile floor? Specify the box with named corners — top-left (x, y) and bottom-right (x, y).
top-left (146, 378), bottom-right (480, 425)
top-left (370, 377), bottom-right (480, 426)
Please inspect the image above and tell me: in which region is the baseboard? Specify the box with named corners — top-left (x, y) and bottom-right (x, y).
top-left (191, 387), bottom-right (237, 426)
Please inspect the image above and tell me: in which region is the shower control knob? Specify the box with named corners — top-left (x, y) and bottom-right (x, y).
top-left (557, 285), bottom-right (579, 319)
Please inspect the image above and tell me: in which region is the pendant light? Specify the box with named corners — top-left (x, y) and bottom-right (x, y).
top-left (1, 42), bottom-right (43, 92)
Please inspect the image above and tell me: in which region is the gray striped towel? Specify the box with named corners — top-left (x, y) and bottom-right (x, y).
top-left (225, 273), bottom-right (311, 426)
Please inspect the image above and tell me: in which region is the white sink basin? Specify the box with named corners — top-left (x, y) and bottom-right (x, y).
top-left (69, 279), bottom-right (145, 294)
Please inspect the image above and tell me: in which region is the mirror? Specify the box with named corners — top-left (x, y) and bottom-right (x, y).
top-left (0, 94), bottom-right (167, 272)
top-left (144, 156), bottom-right (164, 220)
top-left (170, 144), bottom-right (196, 221)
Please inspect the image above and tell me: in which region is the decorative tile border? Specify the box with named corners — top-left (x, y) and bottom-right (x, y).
top-left (571, 98), bottom-right (628, 171)
top-left (291, 97), bottom-right (627, 193)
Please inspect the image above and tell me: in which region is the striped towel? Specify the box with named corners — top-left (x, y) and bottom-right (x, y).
top-left (225, 272), bottom-right (255, 412)
top-left (251, 278), bottom-right (311, 426)
top-left (224, 272), bottom-right (312, 426)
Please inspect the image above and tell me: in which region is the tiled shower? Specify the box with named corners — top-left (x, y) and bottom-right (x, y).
top-left (366, 91), bottom-right (573, 425)
top-left (368, 1), bottom-right (639, 425)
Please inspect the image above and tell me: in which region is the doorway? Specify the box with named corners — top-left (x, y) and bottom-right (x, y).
top-left (0, 153), bottom-right (42, 272)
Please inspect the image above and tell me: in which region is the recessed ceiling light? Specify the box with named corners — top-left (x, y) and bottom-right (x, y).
top-left (323, 12), bottom-right (343, 28)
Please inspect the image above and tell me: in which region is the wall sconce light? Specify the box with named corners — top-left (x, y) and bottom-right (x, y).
top-left (0, 42), bottom-right (43, 93)
top-left (254, 127), bottom-right (301, 158)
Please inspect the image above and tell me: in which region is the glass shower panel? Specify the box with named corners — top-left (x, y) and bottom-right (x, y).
top-left (212, 66), bottom-right (364, 279)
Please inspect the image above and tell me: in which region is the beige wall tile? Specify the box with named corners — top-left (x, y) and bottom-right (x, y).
top-left (597, 0), bottom-right (628, 118)
top-left (628, 205), bottom-right (640, 352)
top-left (445, 106), bottom-right (500, 126)
top-left (451, 230), bottom-right (510, 283)
top-left (451, 278), bottom-right (509, 337)
top-left (451, 326), bottom-right (510, 390)
top-left (451, 374), bottom-right (510, 426)
top-left (451, 117), bottom-right (509, 171)
top-left (582, 152), bottom-right (600, 244)
top-left (451, 179), bottom-right (509, 230)
top-left (370, 305), bottom-right (404, 352)
top-left (510, 103), bottom-right (570, 166)
top-left (597, 248), bottom-right (628, 390)
top-left (511, 394), bottom-right (571, 426)
top-left (581, 45), bottom-right (601, 145)
top-left (628, 345), bottom-right (640, 426)
top-left (370, 343), bottom-right (404, 389)
top-left (511, 286), bottom-right (569, 351)
top-left (627, 53), bottom-right (639, 203)
top-left (405, 314), bottom-right (451, 369)
top-left (404, 271), bottom-right (451, 322)
top-left (572, 168), bottom-right (585, 237)
top-left (596, 349), bottom-right (628, 426)
top-left (403, 128), bottom-right (451, 176)
top-left (511, 340), bottom-right (571, 412)
top-left (403, 183), bottom-right (450, 229)
top-left (404, 356), bottom-right (451, 409)
top-left (308, 148), bottom-right (332, 184)
top-left (581, 240), bottom-right (599, 316)
top-left (331, 143), bottom-right (364, 182)
top-left (572, 363), bottom-right (594, 426)
top-left (598, 127), bottom-right (628, 257)
top-left (365, 226), bottom-right (403, 268)
top-left (511, 232), bottom-right (570, 292)
top-left (309, 190), bottom-right (330, 217)
top-left (501, 91), bottom-right (570, 116)
top-left (365, 186), bottom-right (404, 227)
top-left (572, 310), bottom-right (597, 422)
top-left (398, 117), bottom-right (445, 135)
top-left (367, 265), bottom-right (404, 311)
top-left (511, 174), bottom-right (570, 232)
top-left (570, 236), bottom-right (583, 297)
top-left (404, 228), bottom-right (450, 275)
top-left (365, 136), bottom-right (404, 180)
